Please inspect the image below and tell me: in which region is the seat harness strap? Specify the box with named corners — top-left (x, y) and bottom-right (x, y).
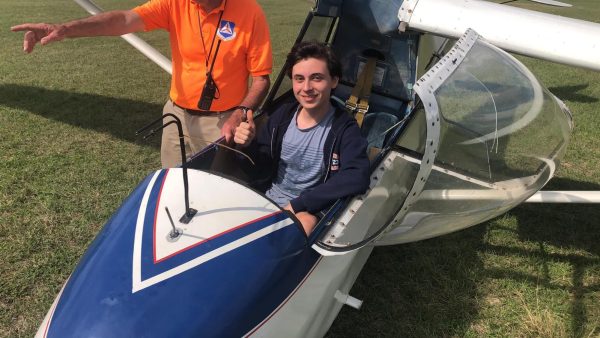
top-left (346, 56), bottom-right (378, 127)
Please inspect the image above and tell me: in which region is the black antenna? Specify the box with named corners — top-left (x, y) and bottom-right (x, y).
top-left (136, 113), bottom-right (198, 224)
top-left (165, 207), bottom-right (182, 239)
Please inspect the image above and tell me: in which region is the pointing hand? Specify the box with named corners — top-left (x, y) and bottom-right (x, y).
top-left (11, 23), bottom-right (66, 53)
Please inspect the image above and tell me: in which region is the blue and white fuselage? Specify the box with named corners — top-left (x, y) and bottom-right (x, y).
top-left (38, 169), bottom-right (327, 337)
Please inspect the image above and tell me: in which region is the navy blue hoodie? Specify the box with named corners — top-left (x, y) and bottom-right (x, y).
top-left (245, 101), bottom-right (371, 214)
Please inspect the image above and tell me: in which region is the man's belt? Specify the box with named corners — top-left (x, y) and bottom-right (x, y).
top-left (173, 102), bottom-right (249, 117)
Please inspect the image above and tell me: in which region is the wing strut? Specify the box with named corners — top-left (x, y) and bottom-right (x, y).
top-left (526, 191), bottom-right (600, 203)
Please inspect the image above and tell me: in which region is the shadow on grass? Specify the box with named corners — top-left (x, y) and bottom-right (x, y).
top-left (0, 83), bottom-right (163, 147)
top-left (513, 177), bottom-right (600, 337)
top-left (549, 84), bottom-right (598, 104)
top-left (327, 177), bottom-right (599, 337)
top-left (327, 221), bottom-right (487, 337)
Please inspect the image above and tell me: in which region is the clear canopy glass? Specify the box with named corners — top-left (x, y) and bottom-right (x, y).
top-left (376, 33), bottom-right (572, 245)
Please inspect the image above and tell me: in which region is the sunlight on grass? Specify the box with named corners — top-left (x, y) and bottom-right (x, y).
top-left (517, 289), bottom-right (567, 337)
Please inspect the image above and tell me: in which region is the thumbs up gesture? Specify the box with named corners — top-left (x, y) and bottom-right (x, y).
top-left (234, 109), bottom-right (255, 147)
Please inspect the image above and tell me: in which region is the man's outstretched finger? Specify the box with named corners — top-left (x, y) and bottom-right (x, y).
top-left (10, 23), bottom-right (35, 32)
top-left (23, 31), bottom-right (37, 53)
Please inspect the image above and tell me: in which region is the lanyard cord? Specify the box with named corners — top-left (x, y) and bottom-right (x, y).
top-left (197, 2), bottom-right (226, 69)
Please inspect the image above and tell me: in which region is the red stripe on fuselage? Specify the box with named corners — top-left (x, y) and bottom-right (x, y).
top-left (43, 278), bottom-right (69, 338)
top-left (150, 170), bottom-right (284, 264)
top-left (152, 169), bottom-right (170, 265)
top-left (153, 211), bottom-right (283, 264)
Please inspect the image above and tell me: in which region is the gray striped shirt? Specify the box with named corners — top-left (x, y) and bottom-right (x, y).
top-left (266, 106), bottom-right (335, 207)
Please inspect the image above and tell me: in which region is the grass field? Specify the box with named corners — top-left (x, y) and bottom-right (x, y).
top-left (1, 0), bottom-right (599, 337)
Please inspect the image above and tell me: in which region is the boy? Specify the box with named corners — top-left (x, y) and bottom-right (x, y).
top-left (234, 41), bottom-right (370, 235)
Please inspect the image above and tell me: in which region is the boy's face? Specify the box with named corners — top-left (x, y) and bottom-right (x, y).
top-left (291, 57), bottom-right (339, 112)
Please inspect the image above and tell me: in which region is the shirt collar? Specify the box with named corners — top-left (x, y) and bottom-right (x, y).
top-left (196, 0), bottom-right (226, 15)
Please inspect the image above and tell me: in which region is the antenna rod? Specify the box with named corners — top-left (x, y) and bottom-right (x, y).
top-left (136, 114), bottom-right (198, 223)
top-left (165, 207), bottom-right (181, 239)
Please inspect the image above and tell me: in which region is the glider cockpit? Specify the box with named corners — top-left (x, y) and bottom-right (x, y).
top-left (185, 0), bottom-right (420, 240)
top-left (188, 1), bottom-right (572, 256)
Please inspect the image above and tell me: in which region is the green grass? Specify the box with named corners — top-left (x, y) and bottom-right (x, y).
top-left (1, 0), bottom-right (599, 337)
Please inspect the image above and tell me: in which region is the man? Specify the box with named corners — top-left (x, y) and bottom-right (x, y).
top-left (11, 0), bottom-right (272, 168)
top-left (234, 41), bottom-right (370, 235)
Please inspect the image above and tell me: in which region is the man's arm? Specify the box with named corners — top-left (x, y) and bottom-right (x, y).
top-left (222, 75), bottom-right (270, 143)
top-left (11, 10), bottom-right (145, 53)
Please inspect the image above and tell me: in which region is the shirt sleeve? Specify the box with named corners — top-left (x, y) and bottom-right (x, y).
top-left (132, 0), bottom-right (171, 31)
top-left (246, 8), bottom-right (273, 76)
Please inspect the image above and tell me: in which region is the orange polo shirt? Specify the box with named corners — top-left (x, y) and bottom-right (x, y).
top-left (133, 0), bottom-right (273, 111)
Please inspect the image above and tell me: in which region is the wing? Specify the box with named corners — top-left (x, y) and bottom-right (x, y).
top-left (399, 0), bottom-right (600, 71)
